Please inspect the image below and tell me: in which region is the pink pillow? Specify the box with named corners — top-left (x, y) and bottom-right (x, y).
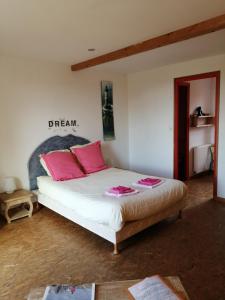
top-left (41, 151), bottom-right (86, 181)
top-left (71, 141), bottom-right (108, 174)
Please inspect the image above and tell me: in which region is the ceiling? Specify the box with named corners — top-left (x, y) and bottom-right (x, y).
top-left (0, 0), bottom-right (225, 73)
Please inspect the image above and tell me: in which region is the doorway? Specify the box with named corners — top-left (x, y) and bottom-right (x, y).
top-left (177, 83), bottom-right (190, 181)
top-left (174, 71), bottom-right (220, 199)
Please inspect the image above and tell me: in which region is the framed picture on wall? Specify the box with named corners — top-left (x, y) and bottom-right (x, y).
top-left (101, 81), bottom-right (115, 141)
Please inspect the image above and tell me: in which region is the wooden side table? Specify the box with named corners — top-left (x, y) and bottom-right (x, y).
top-left (0, 189), bottom-right (33, 223)
top-left (27, 277), bottom-right (189, 300)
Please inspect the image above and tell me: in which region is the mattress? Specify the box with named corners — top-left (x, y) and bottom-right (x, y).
top-left (37, 168), bottom-right (186, 232)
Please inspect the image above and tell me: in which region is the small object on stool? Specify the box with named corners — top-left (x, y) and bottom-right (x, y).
top-left (1, 176), bottom-right (16, 194)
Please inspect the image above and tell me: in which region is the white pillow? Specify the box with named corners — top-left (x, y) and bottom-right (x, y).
top-left (40, 149), bottom-right (69, 176)
top-left (70, 142), bottom-right (92, 150)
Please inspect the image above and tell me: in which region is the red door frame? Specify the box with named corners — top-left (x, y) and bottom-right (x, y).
top-left (174, 71), bottom-right (220, 198)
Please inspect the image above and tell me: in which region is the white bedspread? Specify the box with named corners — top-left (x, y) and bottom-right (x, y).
top-left (37, 168), bottom-right (186, 231)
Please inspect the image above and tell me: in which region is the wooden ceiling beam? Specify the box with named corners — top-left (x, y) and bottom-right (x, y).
top-left (71, 13), bottom-right (225, 71)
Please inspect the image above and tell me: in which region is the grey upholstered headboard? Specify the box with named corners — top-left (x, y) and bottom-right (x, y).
top-left (28, 134), bottom-right (90, 190)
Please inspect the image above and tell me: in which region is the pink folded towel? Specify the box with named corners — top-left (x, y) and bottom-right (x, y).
top-left (105, 185), bottom-right (139, 197)
top-left (108, 185), bottom-right (135, 195)
top-left (137, 177), bottom-right (162, 186)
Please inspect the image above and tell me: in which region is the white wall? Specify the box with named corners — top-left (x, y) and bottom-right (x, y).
top-left (128, 54), bottom-right (225, 198)
top-left (1, 53), bottom-right (225, 199)
top-left (189, 78), bottom-right (215, 176)
top-left (0, 56), bottom-right (129, 190)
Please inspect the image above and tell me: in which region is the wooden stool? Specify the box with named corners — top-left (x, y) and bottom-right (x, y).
top-left (0, 189), bottom-right (33, 223)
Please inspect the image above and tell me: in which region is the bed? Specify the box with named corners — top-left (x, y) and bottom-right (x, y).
top-left (28, 135), bottom-right (187, 254)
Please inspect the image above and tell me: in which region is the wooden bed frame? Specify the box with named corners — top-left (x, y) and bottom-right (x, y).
top-left (38, 192), bottom-right (184, 254)
top-left (28, 135), bottom-right (185, 254)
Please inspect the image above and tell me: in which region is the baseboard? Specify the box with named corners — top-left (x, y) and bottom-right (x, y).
top-left (215, 197), bottom-right (225, 204)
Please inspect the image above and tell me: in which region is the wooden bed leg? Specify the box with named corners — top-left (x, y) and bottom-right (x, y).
top-left (113, 243), bottom-right (119, 255)
top-left (178, 210), bottom-right (183, 219)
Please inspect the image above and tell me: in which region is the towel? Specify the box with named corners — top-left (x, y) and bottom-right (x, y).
top-left (105, 185), bottom-right (139, 197)
top-left (133, 177), bottom-right (164, 189)
top-left (138, 178), bottom-right (162, 185)
top-left (109, 185), bottom-right (135, 194)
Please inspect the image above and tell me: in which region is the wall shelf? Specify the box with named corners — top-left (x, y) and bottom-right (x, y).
top-left (196, 115), bottom-right (214, 118)
top-left (195, 124), bottom-right (214, 128)
top-left (190, 115), bottom-right (214, 127)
